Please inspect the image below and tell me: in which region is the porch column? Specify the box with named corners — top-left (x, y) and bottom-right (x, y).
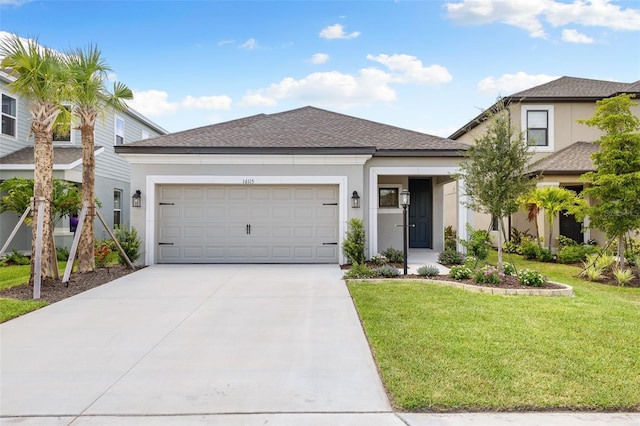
top-left (457, 177), bottom-right (469, 252)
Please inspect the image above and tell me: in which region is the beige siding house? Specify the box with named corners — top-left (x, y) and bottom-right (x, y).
top-left (116, 106), bottom-right (469, 265)
top-left (447, 76), bottom-right (640, 248)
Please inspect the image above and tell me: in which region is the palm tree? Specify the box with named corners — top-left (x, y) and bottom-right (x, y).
top-left (65, 44), bottom-right (132, 272)
top-left (527, 186), bottom-right (579, 251)
top-left (0, 34), bottom-right (68, 281)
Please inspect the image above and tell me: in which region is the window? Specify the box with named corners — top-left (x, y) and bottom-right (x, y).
top-left (113, 189), bottom-right (122, 228)
top-left (1, 93), bottom-right (17, 137)
top-left (114, 116), bottom-right (125, 145)
top-left (522, 105), bottom-right (554, 151)
top-left (378, 187), bottom-right (400, 208)
top-left (53, 105), bottom-right (72, 143)
top-left (526, 110), bottom-right (548, 146)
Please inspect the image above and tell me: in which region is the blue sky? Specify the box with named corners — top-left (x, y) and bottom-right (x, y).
top-left (1, 0), bottom-right (639, 137)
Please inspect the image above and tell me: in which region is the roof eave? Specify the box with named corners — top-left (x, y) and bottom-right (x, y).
top-left (373, 149), bottom-right (466, 157)
top-left (114, 146), bottom-right (377, 155)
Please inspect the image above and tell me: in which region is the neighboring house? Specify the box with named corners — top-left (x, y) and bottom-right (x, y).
top-left (447, 76), bottom-right (640, 247)
top-left (115, 106), bottom-right (469, 265)
top-left (0, 72), bottom-right (167, 252)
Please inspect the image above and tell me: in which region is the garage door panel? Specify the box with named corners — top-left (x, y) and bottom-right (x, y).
top-left (157, 184), bottom-right (339, 263)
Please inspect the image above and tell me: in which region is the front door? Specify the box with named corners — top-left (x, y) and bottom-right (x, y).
top-left (559, 185), bottom-right (584, 244)
top-left (409, 178), bottom-right (432, 248)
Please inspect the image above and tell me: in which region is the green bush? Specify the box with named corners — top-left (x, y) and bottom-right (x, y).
top-left (376, 265), bottom-right (401, 277)
top-left (557, 244), bottom-right (597, 264)
top-left (444, 225), bottom-right (457, 251)
top-left (370, 253), bottom-right (389, 266)
top-left (381, 247), bottom-right (404, 264)
top-left (342, 218), bottom-right (366, 265)
top-left (557, 235), bottom-right (579, 249)
top-left (438, 250), bottom-right (465, 265)
top-left (114, 226), bottom-right (141, 264)
top-left (503, 262), bottom-right (516, 276)
top-left (537, 248), bottom-right (554, 262)
top-left (520, 238), bottom-right (540, 260)
top-left (0, 248), bottom-right (30, 266)
top-left (449, 265), bottom-right (472, 280)
top-left (517, 269), bottom-right (546, 287)
top-left (460, 225), bottom-right (491, 264)
top-left (612, 268), bottom-right (633, 287)
top-left (417, 265), bottom-right (439, 277)
top-left (343, 263), bottom-right (378, 279)
top-left (56, 246), bottom-right (70, 261)
top-left (474, 266), bottom-right (501, 285)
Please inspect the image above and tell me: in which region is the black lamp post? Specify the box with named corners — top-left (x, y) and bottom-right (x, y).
top-left (400, 189), bottom-right (410, 275)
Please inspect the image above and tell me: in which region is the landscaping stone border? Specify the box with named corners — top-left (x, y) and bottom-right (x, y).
top-left (347, 278), bottom-right (574, 297)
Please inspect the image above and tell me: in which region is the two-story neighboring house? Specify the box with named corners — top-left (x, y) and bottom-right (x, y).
top-left (0, 71), bottom-right (167, 252)
top-left (447, 76), bottom-right (640, 248)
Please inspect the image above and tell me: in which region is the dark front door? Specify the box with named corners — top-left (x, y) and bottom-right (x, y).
top-left (409, 178), bottom-right (432, 248)
top-left (559, 185), bottom-right (584, 244)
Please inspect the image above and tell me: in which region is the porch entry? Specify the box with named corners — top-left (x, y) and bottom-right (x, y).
top-left (409, 178), bottom-right (432, 249)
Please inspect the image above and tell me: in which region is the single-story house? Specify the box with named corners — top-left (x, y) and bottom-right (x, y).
top-left (115, 106), bottom-right (470, 265)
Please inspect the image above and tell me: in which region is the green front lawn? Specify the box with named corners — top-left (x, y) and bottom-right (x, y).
top-left (0, 262), bottom-right (70, 323)
top-left (348, 253), bottom-right (640, 411)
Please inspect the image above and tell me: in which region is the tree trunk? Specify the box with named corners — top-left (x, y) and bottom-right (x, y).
top-left (78, 123), bottom-right (96, 272)
top-left (618, 235), bottom-right (626, 270)
top-left (30, 130), bottom-right (55, 282)
top-left (497, 216), bottom-right (504, 272)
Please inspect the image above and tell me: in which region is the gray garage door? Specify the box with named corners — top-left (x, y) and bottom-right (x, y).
top-left (157, 184), bottom-right (339, 263)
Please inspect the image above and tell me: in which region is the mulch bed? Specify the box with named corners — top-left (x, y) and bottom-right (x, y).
top-left (0, 265), bottom-right (139, 303)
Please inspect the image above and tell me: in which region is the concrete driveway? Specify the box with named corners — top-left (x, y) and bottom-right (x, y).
top-left (0, 264), bottom-right (396, 425)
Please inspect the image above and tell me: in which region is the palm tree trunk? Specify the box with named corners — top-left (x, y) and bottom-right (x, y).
top-left (30, 130), bottom-right (55, 283)
top-left (78, 123), bottom-right (96, 272)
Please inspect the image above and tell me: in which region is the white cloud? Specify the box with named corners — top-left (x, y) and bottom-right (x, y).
top-left (310, 53), bottom-right (330, 64)
top-left (0, 0), bottom-right (32, 5)
top-left (477, 72), bottom-right (559, 94)
top-left (446, 0), bottom-right (640, 39)
top-left (366, 54), bottom-right (453, 84)
top-left (240, 38), bottom-right (258, 50)
top-left (562, 28), bottom-right (594, 43)
top-left (217, 40), bottom-right (235, 46)
top-left (240, 68), bottom-right (396, 108)
top-left (129, 90), bottom-right (231, 116)
top-left (319, 23), bottom-right (360, 40)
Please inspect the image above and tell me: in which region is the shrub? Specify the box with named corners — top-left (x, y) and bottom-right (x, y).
top-left (460, 225), bottom-right (491, 263)
top-left (517, 269), bottom-right (546, 287)
top-left (376, 265), bottom-right (401, 278)
top-left (449, 265), bottom-right (472, 280)
top-left (342, 218), bottom-right (366, 265)
top-left (381, 247), bottom-right (404, 264)
top-left (503, 262), bottom-right (516, 276)
top-left (580, 259), bottom-right (605, 281)
top-left (557, 244), bottom-right (597, 264)
top-left (94, 241), bottom-right (112, 268)
top-left (474, 266), bottom-right (501, 285)
top-left (0, 248), bottom-right (30, 266)
top-left (520, 237), bottom-right (540, 260)
top-left (56, 246), bottom-right (70, 261)
top-left (585, 253), bottom-right (616, 271)
top-left (370, 253), bottom-right (388, 266)
top-left (444, 225), bottom-right (457, 251)
top-left (417, 265), bottom-right (439, 277)
top-left (612, 267), bottom-right (633, 287)
top-left (438, 250), bottom-right (465, 265)
top-left (114, 226), bottom-right (141, 264)
top-left (556, 235), bottom-right (579, 249)
top-left (343, 263), bottom-right (378, 279)
top-left (503, 240), bottom-right (519, 254)
top-left (537, 248), bottom-right (554, 262)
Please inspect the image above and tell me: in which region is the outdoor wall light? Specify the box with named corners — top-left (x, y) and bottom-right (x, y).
top-left (351, 191), bottom-right (361, 208)
top-left (132, 190), bottom-right (142, 208)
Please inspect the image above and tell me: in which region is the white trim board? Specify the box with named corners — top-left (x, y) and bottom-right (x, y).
top-left (144, 175), bottom-right (349, 265)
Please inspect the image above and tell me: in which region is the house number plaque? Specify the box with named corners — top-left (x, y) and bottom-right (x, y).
top-left (242, 178), bottom-right (255, 184)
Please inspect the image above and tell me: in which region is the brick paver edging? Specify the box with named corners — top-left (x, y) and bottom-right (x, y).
top-left (347, 278), bottom-right (574, 297)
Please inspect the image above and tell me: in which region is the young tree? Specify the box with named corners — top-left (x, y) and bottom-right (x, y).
top-left (65, 45), bottom-right (133, 272)
top-left (456, 99), bottom-right (536, 271)
top-left (0, 35), bottom-right (68, 281)
top-left (579, 94), bottom-right (640, 269)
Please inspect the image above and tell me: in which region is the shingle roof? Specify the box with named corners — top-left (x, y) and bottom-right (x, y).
top-left (526, 142), bottom-right (598, 175)
top-left (116, 106), bottom-right (468, 156)
top-left (450, 76), bottom-right (640, 140)
top-left (0, 147), bottom-right (100, 167)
